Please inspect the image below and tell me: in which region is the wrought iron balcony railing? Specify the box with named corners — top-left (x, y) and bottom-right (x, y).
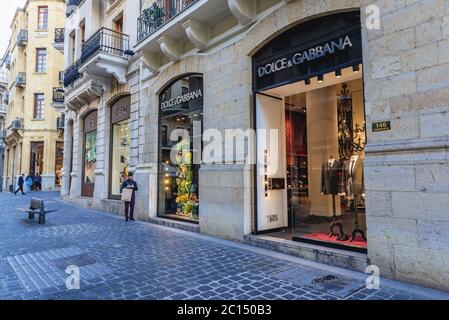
top-left (17, 29), bottom-right (28, 46)
top-left (55, 28), bottom-right (65, 43)
top-left (53, 87), bottom-right (65, 103)
top-left (67, 0), bottom-right (83, 7)
top-left (63, 60), bottom-right (81, 88)
top-left (137, 0), bottom-right (198, 43)
top-left (64, 28), bottom-right (130, 87)
top-left (15, 72), bottom-right (26, 87)
top-left (80, 27), bottom-right (130, 65)
top-left (2, 92), bottom-right (8, 104)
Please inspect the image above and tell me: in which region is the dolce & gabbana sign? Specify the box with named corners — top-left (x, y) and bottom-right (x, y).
top-left (258, 36), bottom-right (353, 78)
top-left (160, 74), bottom-right (204, 112)
top-left (253, 12), bottom-right (363, 91)
top-left (161, 89), bottom-right (203, 110)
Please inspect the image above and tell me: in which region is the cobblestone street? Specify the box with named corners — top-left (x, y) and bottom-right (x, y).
top-left (0, 192), bottom-right (447, 300)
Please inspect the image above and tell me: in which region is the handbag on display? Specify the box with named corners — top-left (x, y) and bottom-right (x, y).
top-left (121, 187), bottom-right (133, 202)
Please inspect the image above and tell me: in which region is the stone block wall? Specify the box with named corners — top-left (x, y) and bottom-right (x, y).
top-left (362, 0), bottom-right (449, 291)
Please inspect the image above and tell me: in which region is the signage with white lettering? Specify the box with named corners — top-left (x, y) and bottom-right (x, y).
top-left (253, 12), bottom-right (363, 91)
top-left (257, 36), bottom-right (353, 78)
top-left (161, 89), bottom-right (203, 110)
top-left (160, 74), bottom-right (203, 113)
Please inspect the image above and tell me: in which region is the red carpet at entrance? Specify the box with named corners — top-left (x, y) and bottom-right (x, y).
top-left (301, 232), bottom-right (367, 249)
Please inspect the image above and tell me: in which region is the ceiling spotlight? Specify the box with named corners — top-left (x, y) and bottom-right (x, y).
top-left (317, 75), bottom-right (324, 83)
top-left (305, 78), bottom-right (311, 85)
top-left (353, 65), bottom-right (360, 73)
top-left (335, 69), bottom-right (342, 78)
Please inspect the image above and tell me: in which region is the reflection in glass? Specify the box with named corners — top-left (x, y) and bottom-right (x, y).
top-left (158, 74), bottom-right (203, 222)
top-left (111, 120), bottom-right (130, 197)
top-left (84, 131), bottom-right (97, 184)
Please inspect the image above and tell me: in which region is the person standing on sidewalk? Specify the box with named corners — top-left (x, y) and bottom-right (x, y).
top-left (14, 174), bottom-right (26, 195)
top-left (25, 175), bottom-right (32, 193)
top-left (121, 172), bottom-right (138, 222)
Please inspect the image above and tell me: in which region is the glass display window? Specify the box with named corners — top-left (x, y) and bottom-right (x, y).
top-left (82, 110), bottom-right (98, 197)
top-left (253, 12), bottom-right (367, 253)
top-left (158, 74), bottom-right (203, 223)
top-left (109, 95), bottom-right (131, 199)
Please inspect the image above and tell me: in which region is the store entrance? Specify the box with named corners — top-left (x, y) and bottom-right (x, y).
top-left (256, 65), bottom-right (367, 253)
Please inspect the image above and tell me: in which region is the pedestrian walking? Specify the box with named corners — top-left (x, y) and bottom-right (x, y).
top-left (34, 174), bottom-right (41, 191)
top-left (121, 172), bottom-right (138, 222)
top-left (14, 174), bottom-right (26, 195)
top-left (25, 175), bottom-right (32, 193)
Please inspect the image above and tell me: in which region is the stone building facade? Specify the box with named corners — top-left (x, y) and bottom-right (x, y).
top-left (0, 67), bottom-right (8, 191)
top-left (62, 0), bottom-right (449, 291)
top-left (61, 0), bottom-right (141, 213)
top-left (2, 0), bottom-right (66, 192)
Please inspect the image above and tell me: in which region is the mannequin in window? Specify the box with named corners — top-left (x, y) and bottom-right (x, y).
top-left (321, 156), bottom-right (347, 240)
top-left (344, 154), bottom-right (366, 242)
top-left (344, 154), bottom-right (364, 198)
top-left (321, 155), bottom-right (342, 196)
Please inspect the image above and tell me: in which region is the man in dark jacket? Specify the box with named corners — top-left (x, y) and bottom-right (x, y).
top-left (121, 172), bottom-right (138, 222)
top-left (14, 174), bottom-right (26, 195)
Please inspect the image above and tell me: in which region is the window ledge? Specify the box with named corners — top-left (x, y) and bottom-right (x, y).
top-left (34, 72), bottom-right (47, 75)
top-left (31, 118), bottom-right (45, 121)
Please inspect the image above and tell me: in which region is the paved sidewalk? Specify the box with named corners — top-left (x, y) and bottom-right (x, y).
top-left (0, 191), bottom-right (447, 300)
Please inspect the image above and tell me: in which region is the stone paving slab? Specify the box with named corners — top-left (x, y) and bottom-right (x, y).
top-left (0, 192), bottom-right (446, 300)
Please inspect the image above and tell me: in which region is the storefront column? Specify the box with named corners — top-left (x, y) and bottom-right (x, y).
top-left (70, 117), bottom-right (82, 197)
top-left (306, 86), bottom-right (341, 217)
top-left (134, 163), bottom-right (157, 220)
top-left (61, 119), bottom-right (73, 196)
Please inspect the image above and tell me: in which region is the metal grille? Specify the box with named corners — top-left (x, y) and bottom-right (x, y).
top-left (64, 28), bottom-right (130, 88)
top-left (53, 87), bottom-right (64, 103)
top-left (137, 0), bottom-right (198, 43)
top-left (55, 28), bottom-right (65, 43)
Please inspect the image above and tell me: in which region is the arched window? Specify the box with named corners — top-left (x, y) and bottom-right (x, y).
top-left (82, 110), bottom-right (98, 197)
top-left (158, 74), bottom-right (203, 223)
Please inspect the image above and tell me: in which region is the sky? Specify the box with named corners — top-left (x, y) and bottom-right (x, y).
top-left (0, 0), bottom-right (27, 57)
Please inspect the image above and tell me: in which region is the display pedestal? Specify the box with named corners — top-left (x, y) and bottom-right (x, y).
top-left (328, 194), bottom-right (347, 240)
top-left (350, 195), bottom-right (367, 242)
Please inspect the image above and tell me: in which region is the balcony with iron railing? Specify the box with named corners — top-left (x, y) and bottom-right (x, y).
top-left (51, 87), bottom-right (65, 112)
top-left (137, 0), bottom-right (199, 43)
top-left (53, 87), bottom-right (65, 103)
top-left (15, 72), bottom-right (26, 87)
top-left (135, 0), bottom-right (273, 76)
top-left (2, 92), bottom-right (8, 105)
top-left (55, 28), bottom-right (65, 43)
top-left (53, 28), bottom-right (65, 53)
top-left (66, 0), bottom-right (84, 16)
top-left (2, 54), bottom-right (11, 70)
top-left (16, 29), bottom-right (28, 46)
top-left (63, 27), bottom-right (132, 109)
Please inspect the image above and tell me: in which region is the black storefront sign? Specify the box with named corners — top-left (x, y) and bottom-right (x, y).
top-left (160, 74), bottom-right (203, 115)
top-left (253, 12), bottom-right (363, 91)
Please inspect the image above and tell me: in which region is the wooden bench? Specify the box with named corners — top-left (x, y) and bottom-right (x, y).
top-left (19, 198), bottom-right (57, 225)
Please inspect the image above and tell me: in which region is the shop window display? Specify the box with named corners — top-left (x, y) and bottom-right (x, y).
top-left (110, 96), bottom-right (131, 199)
top-left (158, 74), bottom-right (203, 222)
top-left (82, 110), bottom-right (98, 197)
top-left (110, 120), bottom-right (130, 197)
top-left (55, 141), bottom-right (64, 187)
top-left (253, 12), bottom-right (367, 252)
